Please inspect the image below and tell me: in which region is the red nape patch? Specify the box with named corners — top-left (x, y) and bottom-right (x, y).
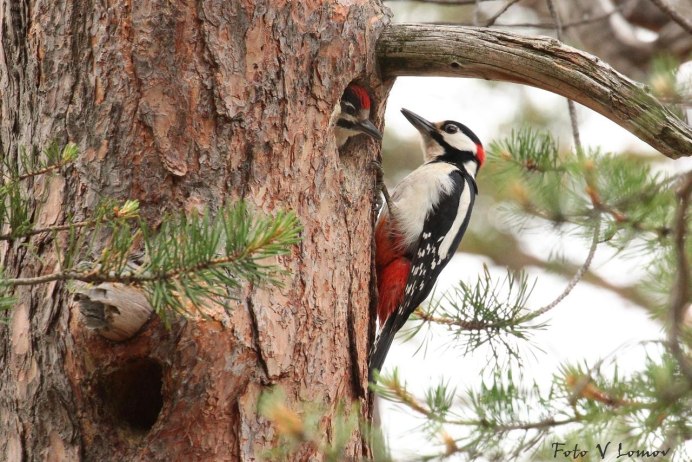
top-left (476, 144), bottom-right (486, 167)
top-left (348, 84), bottom-right (371, 110)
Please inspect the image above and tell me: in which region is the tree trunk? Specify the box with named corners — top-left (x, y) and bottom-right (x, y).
top-left (0, 0), bottom-right (391, 460)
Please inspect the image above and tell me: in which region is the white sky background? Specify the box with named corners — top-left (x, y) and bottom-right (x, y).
top-left (378, 78), bottom-right (691, 462)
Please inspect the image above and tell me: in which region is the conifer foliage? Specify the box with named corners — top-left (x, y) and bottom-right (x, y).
top-left (366, 125), bottom-right (691, 460)
top-left (0, 142), bottom-right (302, 322)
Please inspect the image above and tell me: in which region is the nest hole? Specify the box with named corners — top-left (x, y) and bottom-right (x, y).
top-left (98, 358), bottom-right (163, 432)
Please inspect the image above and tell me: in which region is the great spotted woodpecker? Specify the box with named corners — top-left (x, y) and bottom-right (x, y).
top-left (335, 84), bottom-right (392, 210)
top-left (335, 84), bottom-right (382, 147)
top-left (369, 108), bottom-right (485, 381)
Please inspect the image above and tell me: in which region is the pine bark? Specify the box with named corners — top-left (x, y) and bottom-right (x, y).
top-left (0, 1), bottom-right (391, 460)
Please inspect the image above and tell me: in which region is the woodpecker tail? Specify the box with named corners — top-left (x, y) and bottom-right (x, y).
top-left (369, 334), bottom-right (392, 383)
top-left (368, 319), bottom-right (401, 383)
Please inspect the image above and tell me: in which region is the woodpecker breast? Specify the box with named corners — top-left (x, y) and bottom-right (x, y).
top-left (381, 161), bottom-right (463, 254)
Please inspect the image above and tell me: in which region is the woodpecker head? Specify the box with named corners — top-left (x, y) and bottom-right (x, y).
top-left (335, 84), bottom-right (383, 147)
top-left (401, 108), bottom-right (485, 175)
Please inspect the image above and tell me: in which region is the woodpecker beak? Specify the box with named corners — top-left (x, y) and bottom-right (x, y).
top-left (355, 119), bottom-right (383, 141)
top-left (401, 108), bottom-right (435, 135)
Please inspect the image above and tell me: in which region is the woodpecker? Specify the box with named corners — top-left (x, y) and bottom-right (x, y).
top-left (369, 108), bottom-right (485, 381)
top-left (335, 84), bottom-right (392, 211)
top-left (335, 84), bottom-right (382, 147)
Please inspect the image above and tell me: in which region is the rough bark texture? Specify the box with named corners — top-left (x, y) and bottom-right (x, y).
top-left (0, 0), bottom-right (391, 460)
top-left (377, 24), bottom-right (692, 159)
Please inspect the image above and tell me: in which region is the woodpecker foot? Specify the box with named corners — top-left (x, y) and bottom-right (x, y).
top-left (370, 160), bottom-right (393, 213)
top-left (381, 184), bottom-right (394, 214)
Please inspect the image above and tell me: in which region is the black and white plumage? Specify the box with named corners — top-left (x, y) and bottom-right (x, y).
top-left (370, 108), bottom-right (485, 381)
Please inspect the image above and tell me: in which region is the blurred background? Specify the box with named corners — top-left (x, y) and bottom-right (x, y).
top-left (376, 1), bottom-right (692, 460)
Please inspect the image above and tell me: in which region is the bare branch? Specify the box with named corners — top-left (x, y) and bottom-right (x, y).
top-left (502, 3), bottom-right (627, 30)
top-left (377, 373), bottom-right (580, 431)
top-left (545, 0), bottom-right (584, 156)
top-left (376, 24), bottom-right (692, 159)
top-left (474, 0), bottom-right (482, 26)
top-left (16, 162), bottom-right (65, 181)
top-left (5, 252), bottom-right (252, 287)
top-left (531, 215), bottom-right (600, 318)
top-left (414, 307), bottom-right (508, 329)
top-left (0, 218), bottom-right (100, 241)
top-left (462, 232), bottom-right (655, 310)
top-left (470, 416), bottom-right (579, 432)
top-left (668, 171), bottom-right (692, 382)
top-left (485, 0), bottom-right (522, 27)
top-left (431, 15), bottom-right (622, 29)
top-left (648, 0), bottom-right (692, 35)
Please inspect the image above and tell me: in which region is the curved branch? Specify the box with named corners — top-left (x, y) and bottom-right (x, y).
top-left (376, 24), bottom-right (692, 159)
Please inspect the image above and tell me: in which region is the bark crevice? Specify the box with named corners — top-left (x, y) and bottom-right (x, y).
top-left (246, 291), bottom-right (271, 383)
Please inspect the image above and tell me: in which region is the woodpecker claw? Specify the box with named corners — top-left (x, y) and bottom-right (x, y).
top-left (370, 160), bottom-right (394, 213)
top-left (381, 184), bottom-right (394, 214)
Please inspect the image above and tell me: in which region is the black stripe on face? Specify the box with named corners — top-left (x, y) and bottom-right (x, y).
top-left (441, 121), bottom-right (482, 146)
top-left (430, 130), bottom-right (475, 158)
top-left (341, 89), bottom-right (362, 112)
top-left (430, 124), bottom-right (481, 172)
top-left (337, 119), bottom-right (356, 129)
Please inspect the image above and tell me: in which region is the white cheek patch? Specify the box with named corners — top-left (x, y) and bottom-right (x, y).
top-left (443, 132), bottom-right (477, 153)
top-left (334, 113), bottom-right (361, 147)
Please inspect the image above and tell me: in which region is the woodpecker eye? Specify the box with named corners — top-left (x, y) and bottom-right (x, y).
top-left (342, 102), bottom-right (357, 116)
top-left (444, 124), bottom-right (458, 134)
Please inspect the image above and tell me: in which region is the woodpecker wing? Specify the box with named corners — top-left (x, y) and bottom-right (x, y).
top-left (370, 168), bottom-right (477, 380)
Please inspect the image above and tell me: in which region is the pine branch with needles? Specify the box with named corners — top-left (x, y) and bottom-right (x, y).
top-left (0, 142), bottom-right (302, 323)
